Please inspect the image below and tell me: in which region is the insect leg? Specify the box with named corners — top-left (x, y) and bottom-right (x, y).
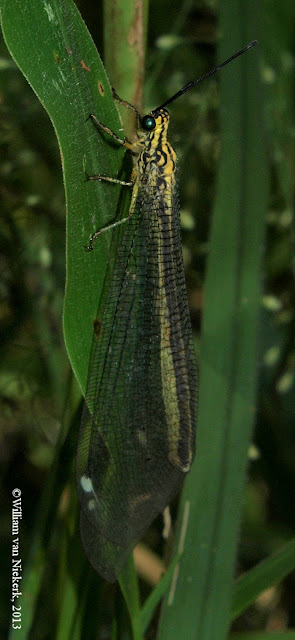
top-left (112, 89), bottom-right (141, 130)
top-left (87, 114), bottom-right (134, 150)
top-left (86, 173), bottom-right (133, 187)
top-left (85, 177), bottom-right (138, 252)
top-left (112, 89), bottom-right (140, 116)
top-left (86, 212), bottom-right (133, 251)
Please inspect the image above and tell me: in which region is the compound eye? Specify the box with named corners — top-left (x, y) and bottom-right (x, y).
top-left (141, 114), bottom-right (156, 131)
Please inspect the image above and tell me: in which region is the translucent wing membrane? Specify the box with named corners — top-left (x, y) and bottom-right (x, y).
top-left (77, 178), bottom-right (197, 580)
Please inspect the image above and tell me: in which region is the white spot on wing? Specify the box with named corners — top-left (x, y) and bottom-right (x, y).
top-left (80, 475), bottom-right (93, 493)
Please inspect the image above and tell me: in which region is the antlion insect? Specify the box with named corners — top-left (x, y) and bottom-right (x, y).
top-left (76, 40), bottom-right (258, 582)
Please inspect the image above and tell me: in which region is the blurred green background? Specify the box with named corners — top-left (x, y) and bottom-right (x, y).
top-left (1, 0), bottom-right (295, 638)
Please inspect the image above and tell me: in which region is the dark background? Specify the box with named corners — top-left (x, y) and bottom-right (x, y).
top-left (1, 0), bottom-right (295, 637)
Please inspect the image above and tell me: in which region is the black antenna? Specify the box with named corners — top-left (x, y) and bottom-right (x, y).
top-left (154, 40), bottom-right (258, 112)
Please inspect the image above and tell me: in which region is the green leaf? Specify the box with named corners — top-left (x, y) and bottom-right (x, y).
top-left (140, 552), bottom-right (182, 633)
top-left (119, 555), bottom-right (143, 640)
top-left (158, 5), bottom-right (269, 640)
top-left (231, 538), bottom-right (295, 620)
top-left (229, 634), bottom-right (295, 640)
top-left (0, 0), bottom-right (125, 395)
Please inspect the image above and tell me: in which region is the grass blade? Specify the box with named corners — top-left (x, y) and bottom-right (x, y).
top-left (231, 538), bottom-right (295, 620)
top-left (158, 5), bottom-right (268, 640)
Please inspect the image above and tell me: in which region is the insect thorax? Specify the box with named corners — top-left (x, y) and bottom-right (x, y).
top-left (138, 110), bottom-right (177, 184)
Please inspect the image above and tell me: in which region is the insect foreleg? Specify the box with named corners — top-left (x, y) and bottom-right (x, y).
top-left (112, 89), bottom-right (140, 118)
top-left (87, 113), bottom-right (134, 150)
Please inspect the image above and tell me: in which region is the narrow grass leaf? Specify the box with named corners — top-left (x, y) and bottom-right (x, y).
top-left (158, 5), bottom-right (268, 640)
top-left (231, 538), bottom-right (295, 620)
top-left (140, 553), bottom-right (182, 634)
